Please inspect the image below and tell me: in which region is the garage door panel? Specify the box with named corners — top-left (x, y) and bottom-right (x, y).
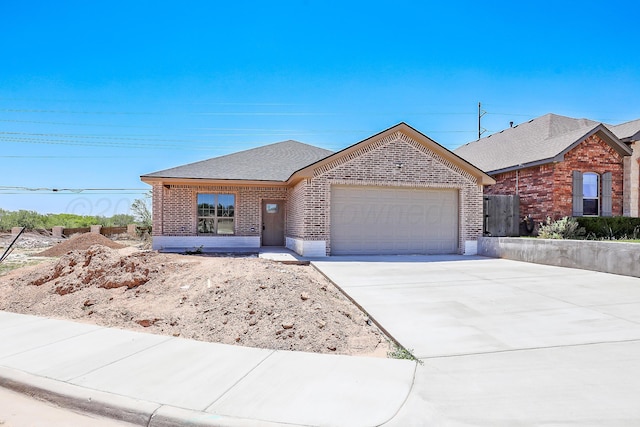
top-left (331, 186), bottom-right (458, 255)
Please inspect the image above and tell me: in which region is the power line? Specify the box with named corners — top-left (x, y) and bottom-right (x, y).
top-left (0, 98), bottom-right (306, 106)
top-left (0, 192), bottom-right (147, 195)
top-left (0, 130), bottom-right (371, 141)
top-left (0, 119), bottom-right (372, 133)
top-left (0, 128), bottom-right (477, 150)
top-left (2, 99), bottom-right (635, 123)
top-left (0, 186), bottom-right (148, 192)
top-left (0, 131), bottom-right (227, 144)
top-left (0, 155), bottom-right (164, 158)
top-left (0, 108), bottom-right (155, 115)
top-left (0, 136), bottom-right (213, 150)
top-left (0, 119), bottom-right (477, 134)
top-left (0, 129), bottom-right (475, 139)
top-left (0, 118), bottom-right (163, 128)
top-left (1, 108), bottom-right (483, 120)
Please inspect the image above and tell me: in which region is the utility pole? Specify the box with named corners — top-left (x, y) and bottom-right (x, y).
top-left (478, 102), bottom-right (487, 140)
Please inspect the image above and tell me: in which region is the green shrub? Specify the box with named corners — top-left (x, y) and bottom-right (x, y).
top-left (538, 216), bottom-right (585, 240)
top-left (576, 217), bottom-right (640, 240)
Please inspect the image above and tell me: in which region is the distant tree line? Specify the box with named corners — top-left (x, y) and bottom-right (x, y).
top-left (1, 193), bottom-right (152, 231)
top-left (0, 209), bottom-right (136, 230)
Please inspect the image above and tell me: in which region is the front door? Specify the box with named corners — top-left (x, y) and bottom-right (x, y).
top-left (262, 199), bottom-right (285, 246)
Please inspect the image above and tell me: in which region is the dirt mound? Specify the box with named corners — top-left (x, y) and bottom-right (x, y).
top-left (26, 245), bottom-right (157, 295)
top-left (1, 249), bottom-right (389, 356)
top-left (37, 233), bottom-right (125, 257)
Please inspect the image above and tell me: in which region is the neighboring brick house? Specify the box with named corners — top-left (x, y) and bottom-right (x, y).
top-left (454, 113), bottom-right (635, 223)
top-left (140, 123), bottom-right (494, 256)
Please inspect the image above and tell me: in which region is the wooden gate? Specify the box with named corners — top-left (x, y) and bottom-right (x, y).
top-left (483, 195), bottom-right (520, 237)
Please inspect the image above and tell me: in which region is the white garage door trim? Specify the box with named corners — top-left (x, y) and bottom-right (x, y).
top-left (330, 186), bottom-right (459, 255)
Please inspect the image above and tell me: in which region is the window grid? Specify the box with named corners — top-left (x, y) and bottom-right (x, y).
top-left (197, 193), bottom-right (235, 235)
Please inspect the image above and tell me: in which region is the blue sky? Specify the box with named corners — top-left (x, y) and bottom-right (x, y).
top-left (2, 0), bottom-right (639, 215)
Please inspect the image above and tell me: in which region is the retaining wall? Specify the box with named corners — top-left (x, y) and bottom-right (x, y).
top-left (479, 237), bottom-right (640, 278)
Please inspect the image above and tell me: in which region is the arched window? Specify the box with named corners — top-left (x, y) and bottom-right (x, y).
top-left (573, 171), bottom-right (612, 217)
top-left (582, 172), bottom-right (599, 216)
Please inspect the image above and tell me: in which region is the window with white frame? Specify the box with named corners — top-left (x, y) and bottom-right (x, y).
top-left (197, 193), bottom-right (235, 234)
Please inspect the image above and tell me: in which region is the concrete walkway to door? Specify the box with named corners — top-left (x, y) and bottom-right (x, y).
top-left (312, 255), bottom-right (640, 426)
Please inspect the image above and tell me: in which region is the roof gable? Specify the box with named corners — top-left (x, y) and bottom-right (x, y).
top-left (454, 113), bottom-right (631, 174)
top-left (141, 140), bottom-right (333, 182)
top-left (290, 122), bottom-right (495, 185)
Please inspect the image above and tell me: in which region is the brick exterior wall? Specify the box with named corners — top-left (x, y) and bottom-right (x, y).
top-left (485, 165), bottom-right (555, 223)
top-left (286, 179), bottom-right (307, 239)
top-left (485, 134), bottom-right (625, 222)
top-left (151, 182), bottom-right (164, 236)
top-left (152, 184), bottom-right (287, 237)
top-left (555, 134), bottom-right (624, 217)
top-left (301, 131), bottom-right (483, 254)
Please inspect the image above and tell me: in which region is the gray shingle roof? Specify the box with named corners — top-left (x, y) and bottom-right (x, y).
top-left (454, 113), bottom-right (626, 174)
top-left (609, 118), bottom-right (640, 142)
top-left (142, 140), bottom-right (334, 181)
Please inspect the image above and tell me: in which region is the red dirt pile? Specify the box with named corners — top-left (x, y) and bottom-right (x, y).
top-left (37, 233), bottom-right (125, 257)
top-left (29, 245), bottom-right (157, 295)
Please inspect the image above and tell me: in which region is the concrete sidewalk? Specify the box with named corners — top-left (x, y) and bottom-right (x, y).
top-left (0, 311), bottom-right (416, 427)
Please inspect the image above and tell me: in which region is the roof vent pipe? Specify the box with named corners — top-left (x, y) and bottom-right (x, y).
top-left (510, 121), bottom-right (514, 128)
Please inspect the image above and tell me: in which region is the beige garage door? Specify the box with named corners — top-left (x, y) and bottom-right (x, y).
top-left (330, 186), bottom-right (459, 255)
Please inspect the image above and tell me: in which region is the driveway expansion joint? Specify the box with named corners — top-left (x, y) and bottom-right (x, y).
top-left (203, 349), bottom-right (277, 411)
top-left (66, 335), bottom-right (174, 382)
top-left (419, 337), bottom-right (640, 360)
top-left (379, 361), bottom-right (419, 426)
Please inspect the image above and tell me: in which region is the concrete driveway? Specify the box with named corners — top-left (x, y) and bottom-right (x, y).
top-left (313, 255), bottom-right (640, 426)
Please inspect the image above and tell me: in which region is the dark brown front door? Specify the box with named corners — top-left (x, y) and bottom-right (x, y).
top-left (262, 199), bottom-right (285, 246)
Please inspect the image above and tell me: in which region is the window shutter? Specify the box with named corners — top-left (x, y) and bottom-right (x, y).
top-left (602, 172), bottom-right (612, 217)
top-left (572, 171), bottom-right (583, 217)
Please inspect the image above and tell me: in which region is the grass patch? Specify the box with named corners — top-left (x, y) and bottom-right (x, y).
top-left (388, 345), bottom-right (424, 365)
top-left (0, 262), bottom-right (24, 276)
top-left (0, 259), bottom-right (46, 277)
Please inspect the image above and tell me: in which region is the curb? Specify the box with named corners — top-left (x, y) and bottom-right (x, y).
top-left (0, 367), bottom-right (293, 427)
top-left (0, 366), bottom-right (157, 426)
top-left (150, 406), bottom-right (296, 427)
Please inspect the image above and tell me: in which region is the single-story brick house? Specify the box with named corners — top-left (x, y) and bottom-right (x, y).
top-left (141, 122), bottom-right (494, 256)
top-left (454, 113), bottom-right (637, 222)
